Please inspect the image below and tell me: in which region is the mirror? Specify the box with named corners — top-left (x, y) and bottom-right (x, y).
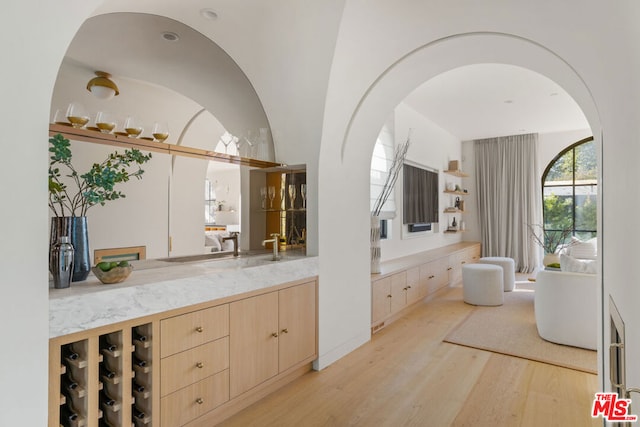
top-left (50, 12), bottom-right (274, 260)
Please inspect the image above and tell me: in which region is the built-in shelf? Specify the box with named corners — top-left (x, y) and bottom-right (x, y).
top-left (444, 169), bottom-right (469, 178)
top-left (443, 190), bottom-right (469, 196)
top-left (444, 229), bottom-right (465, 233)
top-left (49, 123), bottom-right (281, 169)
top-left (444, 209), bottom-right (465, 214)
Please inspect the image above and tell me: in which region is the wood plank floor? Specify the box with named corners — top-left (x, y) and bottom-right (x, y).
top-left (219, 284), bottom-right (601, 427)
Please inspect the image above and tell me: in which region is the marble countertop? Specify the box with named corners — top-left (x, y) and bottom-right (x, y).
top-left (49, 254), bottom-right (318, 339)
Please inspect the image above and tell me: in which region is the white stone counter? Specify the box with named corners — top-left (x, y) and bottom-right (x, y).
top-left (49, 254), bottom-right (318, 339)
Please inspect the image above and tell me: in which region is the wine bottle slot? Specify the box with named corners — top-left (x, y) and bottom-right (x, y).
top-left (61, 372), bottom-right (79, 391)
top-left (62, 344), bottom-right (79, 361)
top-left (100, 364), bottom-right (116, 380)
top-left (132, 355), bottom-right (147, 368)
top-left (132, 328), bottom-right (147, 342)
top-left (132, 381), bottom-right (145, 393)
top-left (132, 405), bottom-right (146, 420)
top-left (100, 389), bottom-right (116, 407)
top-left (100, 335), bottom-right (118, 352)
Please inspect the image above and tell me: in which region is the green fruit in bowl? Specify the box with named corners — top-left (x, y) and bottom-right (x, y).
top-left (110, 261), bottom-right (119, 269)
top-left (118, 260), bottom-right (130, 267)
top-left (97, 261), bottom-right (112, 272)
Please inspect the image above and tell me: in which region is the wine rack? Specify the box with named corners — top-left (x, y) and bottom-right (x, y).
top-left (50, 323), bottom-right (157, 427)
top-left (131, 324), bottom-right (152, 426)
top-left (60, 340), bottom-right (89, 427)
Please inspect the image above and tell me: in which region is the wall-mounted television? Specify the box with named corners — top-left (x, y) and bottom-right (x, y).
top-left (403, 163), bottom-right (438, 229)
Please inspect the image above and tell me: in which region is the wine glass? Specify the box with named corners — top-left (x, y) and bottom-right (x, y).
top-left (95, 111), bottom-right (116, 134)
top-left (260, 187), bottom-right (267, 210)
top-left (301, 184), bottom-right (307, 209)
top-left (268, 186), bottom-right (276, 209)
top-left (219, 132), bottom-right (235, 154)
top-left (242, 130), bottom-right (256, 158)
top-left (66, 102), bottom-right (89, 128)
top-left (288, 184), bottom-right (296, 210)
top-left (152, 122), bottom-right (170, 142)
top-left (124, 116), bottom-right (143, 138)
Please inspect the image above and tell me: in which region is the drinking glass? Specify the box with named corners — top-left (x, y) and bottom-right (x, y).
top-left (95, 111), bottom-right (116, 134)
top-left (219, 132), bottom-right (235, 154)
top-left (152, 122), bottom-right (170, 142)
top-left (260, 187), bottom-right (267, 210)
top-left (124, 117), bottom-right (143, 138)
top-left (268, 186), bottom-right (276, 209)
top-left (301, 184), bottom-right (307, 209)
top-left (66, 103), bottom-right (89, 128)
top-left (288, 184), bottom-right (296, 210)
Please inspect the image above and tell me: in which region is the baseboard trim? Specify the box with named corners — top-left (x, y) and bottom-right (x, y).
top-left (314, 329), bottom-right (371, 370)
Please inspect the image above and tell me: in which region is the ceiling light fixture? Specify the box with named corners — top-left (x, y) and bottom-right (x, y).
top-left (161, 31), bottom-right (180, 42)
top-left (86, 71), bottom-right (119, 100)
top-left (200, 8), bottom-right (219, 20)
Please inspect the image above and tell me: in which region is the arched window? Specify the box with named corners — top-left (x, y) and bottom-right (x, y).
top-left (542, 137), bottom-right (597, 242)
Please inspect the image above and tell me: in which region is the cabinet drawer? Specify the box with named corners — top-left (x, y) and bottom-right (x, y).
top-left (161, 337), bottom-right (229, 397)
top-left (161, 304), bottom-right (229, 357)
top-left (161, 369), bottom-right (230, 427)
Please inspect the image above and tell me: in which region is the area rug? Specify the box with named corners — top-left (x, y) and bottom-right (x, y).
top-left (443, 282), bottom-right (597, 374)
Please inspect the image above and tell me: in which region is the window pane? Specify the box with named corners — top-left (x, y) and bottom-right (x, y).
top-left (544, 150), bottom-right (574, 184)
top-left (543, 187), bottom-right (573, 230)
top-left (575, 140), bottom-right (597, 181)
top-left (575, 190), bottom-right (597, 232)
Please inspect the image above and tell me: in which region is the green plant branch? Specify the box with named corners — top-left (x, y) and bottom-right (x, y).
top-left (48, 133), bottom-right (152, 217)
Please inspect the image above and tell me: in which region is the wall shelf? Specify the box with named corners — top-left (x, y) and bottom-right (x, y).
top-left (443, 190), bottom-right (469, 196)
top-left (444, 169), bottom-right (469, 178)
top-left (49, 123), bottom-right (281, 169)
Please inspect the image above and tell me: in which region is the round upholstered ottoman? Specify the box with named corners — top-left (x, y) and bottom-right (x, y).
top-left (478, 256), bottom-right (516, 292)
top-left (462, 264), bottom-right (504, 306)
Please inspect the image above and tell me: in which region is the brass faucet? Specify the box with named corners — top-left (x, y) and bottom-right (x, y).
top-left (222, 232), bottom-right (239, 257)
top-left (262, 233), bottom-right (280, 261)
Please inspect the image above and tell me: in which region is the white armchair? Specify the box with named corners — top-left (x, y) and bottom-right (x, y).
top-left (534, 270), bottom-right (597, 350)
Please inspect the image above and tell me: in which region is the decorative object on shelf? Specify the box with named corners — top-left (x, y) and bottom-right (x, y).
top-left (152, 121), bottom-right (170, 142)
top-left (86, 71), bottom-right (120, 100)
top-left (50, 235), bottom-right (74, 289)
top-left (268, 186), bottom-right (276, 208)
top-left (48, 133), bottom-right (152, 281)
top-left (371, 131), bottom-right (411, 273)
top-left (527, 223), bottom-right (574, 266)
top-left (260, 187), bottom-right (268, 209)
top-left (66, 102), bottom-right (90, 129)
top-left (288, 184), bottom-right (296, 210)
top-left (371, 215), bottom-right (382, 274)
top-left (301, 183), bottom-right (307, 209)
top-left (95, 111), bottom-right (116, 134)
top-left (124, 116), bottom-right (143, 138)
top-left (92, 261), bottom-right (133, 284)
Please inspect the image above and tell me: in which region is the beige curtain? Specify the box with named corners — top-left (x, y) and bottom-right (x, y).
top-left (474, 133), bottom-right (540, 273)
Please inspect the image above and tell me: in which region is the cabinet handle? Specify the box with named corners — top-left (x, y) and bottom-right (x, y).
top-left (195, 326), bottom-right (204, 333)
top-left (196, 362), bottom-right (204, 369)
top-left (196, 398), bottom-right (204, 405)
top-left (403, 287), bottom-right (408, 291)
top-left (447, 267), bottom-right (453, 271)
top-left (281, 328), bottom-right (289, 334)
top-left (387, 294), bottom-right (392, 298)
top-left (461, 261), bottom-right (466, 264)
top-left (272, 332), bottom-right (279, 338)
top-left (429, 275), bottom-right (435, 279)
top-left (407, 285), bottom-right (412, 289)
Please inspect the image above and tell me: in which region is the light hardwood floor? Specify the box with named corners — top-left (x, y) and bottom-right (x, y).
top-left (219, 283), bottom-right (601, 427)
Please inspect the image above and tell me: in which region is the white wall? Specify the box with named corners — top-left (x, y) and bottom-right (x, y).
top-left (379, 102), bottom-right (463, 261)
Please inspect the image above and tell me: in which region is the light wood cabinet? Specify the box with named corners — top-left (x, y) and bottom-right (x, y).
top-left (229, 292), bottom-right (280, 398)
top-left (230, 281), bottom-right (317, 398)
top-left (278, 282), bottom-right (317, 372)
top-left (371, 243), bottom-right (481, 332)
top-left (50, 278), bottom-right (318, 427)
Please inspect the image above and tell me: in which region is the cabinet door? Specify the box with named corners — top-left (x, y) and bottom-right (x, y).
top-left (278, 282), bottom-right (317, 372)
top-left (424, 258), bottom-right (449, 295)
top-left (390, 272), bottom-right (408, 314)
top-left (406, 266), bottom-right (422, 303)
top-left (448, 253), bottom-right (463, 285)
top-left (230, 292), bottom-right (279, 398)
top-left (372, 277), bottom-right (392, 324)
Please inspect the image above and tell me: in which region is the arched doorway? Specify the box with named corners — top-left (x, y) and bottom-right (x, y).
top-left (316, 32), bottom-right (603, 375)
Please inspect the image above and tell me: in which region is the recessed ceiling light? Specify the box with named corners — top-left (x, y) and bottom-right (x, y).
top-left (161, 31), bottom-right (180, 42)
top-left (200, 8), bottom-right (219, 20)
top-left (504, 100), bottom-right (514, 104)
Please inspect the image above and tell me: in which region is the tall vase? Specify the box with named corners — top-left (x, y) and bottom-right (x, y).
top-left (371, 215), bottom-right (382, 274)
top-left (50, 216), bottom-right (91, 282)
